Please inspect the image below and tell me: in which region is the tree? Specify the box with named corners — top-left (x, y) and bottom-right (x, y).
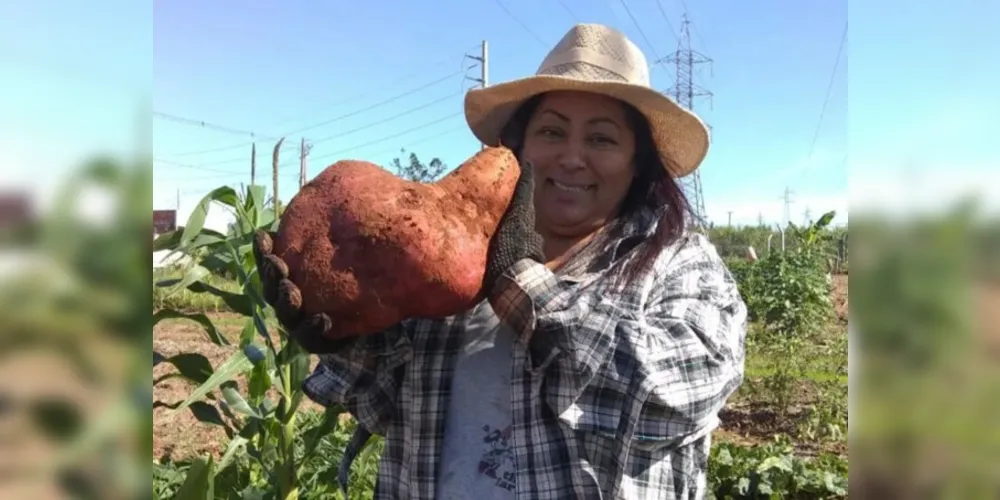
top-left (388, 148), bottom-right (447, 182)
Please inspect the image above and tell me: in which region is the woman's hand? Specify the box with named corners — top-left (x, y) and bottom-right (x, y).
top-left (252, 230), bottom-right (352, 354)
top-left (481, 160), bottom-right (546, 295)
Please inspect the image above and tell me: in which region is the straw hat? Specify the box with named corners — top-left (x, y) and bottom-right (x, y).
top-left (464, 23), bottom-right (710, 178)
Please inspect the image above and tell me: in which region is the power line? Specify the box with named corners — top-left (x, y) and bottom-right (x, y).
top-left (653, 0), bottom-right (678, 42)
top-left (159, 50), bottom-right (475, 158)
top-left (805, 22), bottom-right (847, 165)
top-left (157, 129), bottom-right (294, 158)
top-left (158, 125), bottom-right (469, 186)
top-left (556, 0), bottom-right (581, 22)
top-left (153, 112), bottom-right (280, 142)
top-left (493, 0), bottom-right (548, 47)
top-left (300, 125), bottom-right (469, 175)
top-left (155, 162), bottom-right (296, 184)
top-left (618, 0), bottom-right (665, 64)
top-left (264, 47), bottom-right (476, 129)
top-left (169, 70), bottom-right (463, 158)
top-left (153, 41), bottom-right (475, 192)
top-left (362, 126), bottom-right (468, 162)
top-left (277, 72), bottom-right (463, 138)
top-left (159, 71), bottom-right (465, 168)
top-left (307, 112), bottom-right (464, 165)
top-left (153, 158), bottom-right (245, 176)
top-left (308, 90), bottom-right (463, 147)
top-left (153, 155), bottom-right (298, 183)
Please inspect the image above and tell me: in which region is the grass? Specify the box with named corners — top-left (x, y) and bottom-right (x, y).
top-left (153, 266), bottom-right (243, 313)
top-left (721, 321), bottom-right (848, 454)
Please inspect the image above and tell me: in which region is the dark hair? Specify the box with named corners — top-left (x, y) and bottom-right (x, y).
top-left (499, 92), bottom-right (693, 284)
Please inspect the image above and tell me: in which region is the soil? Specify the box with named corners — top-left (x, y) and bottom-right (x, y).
top-left (714, 382), bottom-right (848, 458)
top-left (151, 312), bottom-right (326, 463)
top-left (0, 338), bottom-right (133, 499)
top-left (831, 274), bottom-right (848, 323)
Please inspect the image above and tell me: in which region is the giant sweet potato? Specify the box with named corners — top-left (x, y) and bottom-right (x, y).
top-left (272, 146), bottom-right (520, 340)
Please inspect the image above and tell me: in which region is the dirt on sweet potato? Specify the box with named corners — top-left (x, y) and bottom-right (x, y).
top-left (273, 146), bottom-right (519, 339)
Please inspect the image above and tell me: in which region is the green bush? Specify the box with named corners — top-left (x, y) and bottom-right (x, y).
top-left (725, 258), bottom-right (765, 323)
top-left (724, 212), bottom-right (837, 338)
top-left (709, 222), bottom-right (848, 270)
top-left (708, 437), bottom-right (848, 499)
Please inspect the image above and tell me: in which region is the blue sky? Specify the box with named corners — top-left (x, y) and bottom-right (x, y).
top-left (0, 0), bottom-right (150, 214)
top-left (1, 0), bottom-right (996, 231)
top-left (148, 0), bottom-right (854, 229)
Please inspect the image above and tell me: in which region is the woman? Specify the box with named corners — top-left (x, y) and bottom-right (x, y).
top-left (253, 23), bottom-right (747, 499)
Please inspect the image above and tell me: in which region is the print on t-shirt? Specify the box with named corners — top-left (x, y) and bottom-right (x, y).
top-left (477, 424), bottom-right (515, 492)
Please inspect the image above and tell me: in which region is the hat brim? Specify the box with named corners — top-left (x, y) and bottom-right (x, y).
top-left (464, 75), bottom-right (710, 178)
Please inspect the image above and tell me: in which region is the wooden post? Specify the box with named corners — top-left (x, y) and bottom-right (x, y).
top-left (272, 137), bottom-right (285, 214)
top-left (251, 142), bottom-right (257, 186)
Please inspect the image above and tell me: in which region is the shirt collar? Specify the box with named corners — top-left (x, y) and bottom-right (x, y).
top-left (556, 205), bottom-right (665, 282)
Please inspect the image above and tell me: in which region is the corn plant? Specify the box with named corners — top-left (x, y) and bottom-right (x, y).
top-left (152, 184), bottom-right (363, 499)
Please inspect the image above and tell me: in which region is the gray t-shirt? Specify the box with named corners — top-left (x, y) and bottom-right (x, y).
top-left (436, 301), bottom-right (516, 499)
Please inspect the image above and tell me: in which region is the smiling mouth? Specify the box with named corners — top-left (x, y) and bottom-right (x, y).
top-left (548, 179), bottom-right (596, 193)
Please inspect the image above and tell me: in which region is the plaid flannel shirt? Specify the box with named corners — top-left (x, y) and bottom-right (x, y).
top-left (303, 207), bottom-right (748, 499)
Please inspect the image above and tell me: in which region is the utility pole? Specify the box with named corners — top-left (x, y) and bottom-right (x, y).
top-left (272, 137), bottom-right (285, 213)
top-left (299, 138), bottom-right (312, 188)
top-left (176, 188), bottom-right (180, 211)
top-left (780, 186), bottom-right (795, 228)
top-left (466, 40), bottom-right (489, 149)
top-left (727, 211), bottom-right (733, 227)
top-left (659, 12), bottom-right (712, 232)
top-left (251, 142), bottom-right (257, 186)
top-left (481, 40), bottom-right (489, 89)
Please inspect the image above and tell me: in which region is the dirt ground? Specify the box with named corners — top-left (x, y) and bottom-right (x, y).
top-left (831, 274), bottom-right (848, 323)
top-left (152, 314), bottom-right (326, 462)
top-left (0, 338), bottom-right (135, 499)
top-left (153, 275), bottom-right (853, 462)
top-left (153, 313), bottom-right (243, 462)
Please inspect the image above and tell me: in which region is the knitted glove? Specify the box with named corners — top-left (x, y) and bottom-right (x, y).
top-left (481, 160), bottom-right (546, 296)
top-left (252, 230), bottom-right (351, 354)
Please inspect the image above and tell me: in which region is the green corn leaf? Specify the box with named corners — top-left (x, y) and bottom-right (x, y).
top-left (168, 350), bottom-right (253, 417)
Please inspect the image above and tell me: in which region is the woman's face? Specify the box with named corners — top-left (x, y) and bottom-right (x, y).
top-left (520, 90), bottom-right (637, 239)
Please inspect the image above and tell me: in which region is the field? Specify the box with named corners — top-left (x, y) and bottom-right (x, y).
top-left (151, 187), bottom-right (852, 499)
top-left (153, 274), bottom-right (849, 458)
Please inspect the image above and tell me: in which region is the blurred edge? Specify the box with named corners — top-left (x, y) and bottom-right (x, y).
top-left (849, 187), bottom-right (1000, 498)
top-left (0, 93), bottom-right (152, 499)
